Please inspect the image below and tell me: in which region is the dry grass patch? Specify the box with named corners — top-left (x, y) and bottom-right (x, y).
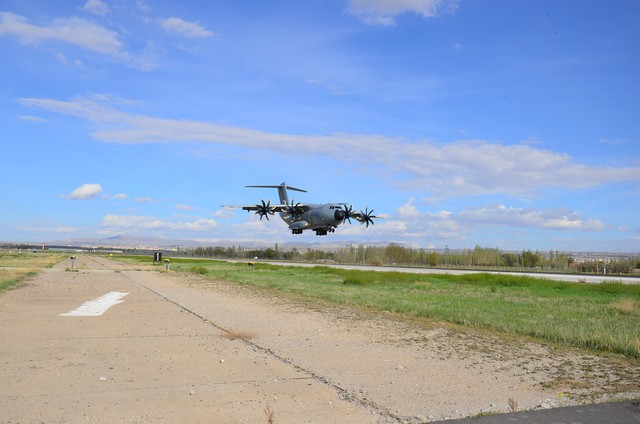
top-left (0, 252), bottom-right (66, 293)
top-left (0, 252), bottom-right (65, 268)
top-left (0, 269), bottom-right (26, 280)
top-left (0, 269), bottom-right (37, 293)
top-left (610, 298), bottom-right (638, 313)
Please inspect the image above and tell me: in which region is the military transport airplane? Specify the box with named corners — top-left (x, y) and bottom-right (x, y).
top-left (228, 182), bottom-right (379, 236)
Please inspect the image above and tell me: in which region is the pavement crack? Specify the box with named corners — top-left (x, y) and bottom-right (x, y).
top-left (133, 276), bottom-right (403, 423)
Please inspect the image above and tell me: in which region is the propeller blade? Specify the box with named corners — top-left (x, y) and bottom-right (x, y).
top-left (284, 199), bottom-right (305, 221)
top-left (341, 204), bottom-right (355, 224)
top-left (358, 207), bottom-right (377, 228)
top-left (254, 198), bottom-right (275, 220)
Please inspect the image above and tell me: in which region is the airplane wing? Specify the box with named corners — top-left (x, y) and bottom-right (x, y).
top-left (221, 203), bottom-right (288, 212)
top-left (240, 204), bottom-right (288, 213)
top-left (227, 200), bottom-right (309, 221)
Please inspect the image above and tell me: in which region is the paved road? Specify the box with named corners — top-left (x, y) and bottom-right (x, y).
top-left (435, 400), bottom-right (640, 424)
top-left (236, 260), bottom-right (640, 284)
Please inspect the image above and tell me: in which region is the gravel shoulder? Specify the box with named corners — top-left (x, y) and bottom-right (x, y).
top-left (1, 255), bottom-right (638, 423)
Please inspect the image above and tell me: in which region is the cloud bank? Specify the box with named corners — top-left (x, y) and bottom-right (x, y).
top-left (82, 0), bottom-right (110, 16)
top-left (347, 0), bottom-right (459, 25)
top-left (0, 10), bottom-right (214, 70)
top-left (0, 12), bottom-right (124, 56)
top-left (22, 95), bottom-right (640, 200)
top-left (158, 17), bottom-right (214, 38)
top-left (101, 214), bottom-right (218, 231)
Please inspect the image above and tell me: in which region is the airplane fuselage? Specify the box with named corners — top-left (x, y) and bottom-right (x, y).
top-left (281, 203), bottom-right (346, 235)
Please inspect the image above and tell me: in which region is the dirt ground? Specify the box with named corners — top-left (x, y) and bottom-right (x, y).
top-left (1, 255), bottom-right (638, 423)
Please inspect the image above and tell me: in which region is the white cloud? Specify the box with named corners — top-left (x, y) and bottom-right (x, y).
top-left (211, 208), bottom-right (237, 219)
top-left (305, 78), bottom-right (344, 94)
top-left (457, 204), bottom-right (606, 231)
top-left (347, 0), bottom-right (458, 26)
top-left (101, 214), bottom-right (218, 231)
top-left (18, 225), bottom-right (79, 234)
top-left (342, 202), bottom-right (461, 241)
top-left (583, 219), bottom-right (606, 231)
top-left (54, 51), bottom-right (84, 66)
top-left (158, 17), bottom-right (214, 38)
top-left (102, 193), bottom-right (128, 200)
top-left (16, 114), bottom-right (49, 123)
top-left (234, 218), bottom-right (273, 232)
top-left (225, 216), bottom-right (288, 240)
top-left (377, 201), bottom-right (608, 246)
top-left (598, 138), bottom-right (626, 146)
top-left (136, 0), bottom-right (151, 13)
top-left (82, 0), bottom-right (110, 16)
top-left (0, 12), bottom-right (124, 56)
top-left (61, 183), bottom-right (103, 199)
top-left (175, 203), bottom-right (196, 211)
top-left (371, 219), bottom-right (408, 234)
top-left (395, 140), bottom-right (640, 198)
top-left (396, 198), bottom-right (420, 218)
top-left (19, 95), bottom-right (640, 200)
top-left (133, 196), bottom-right (156, 204)
top-left (0, 12), bottom-right (157, 70)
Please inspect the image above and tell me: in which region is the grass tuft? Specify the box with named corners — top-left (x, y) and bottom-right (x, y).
top-left (264, 404), bottom-right (275, 424)
top-left (190, 266), bottom-right (209, 275)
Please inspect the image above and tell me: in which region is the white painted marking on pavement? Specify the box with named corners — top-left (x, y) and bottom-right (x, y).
top-left (59, 292), bottom-right (129, 317)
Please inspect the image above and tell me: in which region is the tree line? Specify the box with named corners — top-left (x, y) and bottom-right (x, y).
top-left (188, 244), bottom-right (640, 275)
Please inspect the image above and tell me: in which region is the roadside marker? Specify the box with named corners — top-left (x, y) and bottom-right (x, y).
top-left (59, 292), bottom-right (129, 317)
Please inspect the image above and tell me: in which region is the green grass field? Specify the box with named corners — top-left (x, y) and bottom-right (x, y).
top-left (116, 255), bottom-right (640, 359)
top-left (0, 252), bottom-right (66, 292)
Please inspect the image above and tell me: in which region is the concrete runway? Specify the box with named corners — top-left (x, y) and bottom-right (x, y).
top-left (0, 256), bottom-right (376, 423)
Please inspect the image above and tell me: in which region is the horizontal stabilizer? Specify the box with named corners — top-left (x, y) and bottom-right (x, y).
top-left (245, 182), bottom-right (307, 204)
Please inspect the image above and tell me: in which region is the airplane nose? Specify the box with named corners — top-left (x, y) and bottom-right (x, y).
top-left (334, 209), bottom-right (345, 222)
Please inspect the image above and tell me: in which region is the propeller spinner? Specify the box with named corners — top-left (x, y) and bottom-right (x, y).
top-left (357, 207), bottom-right (377, 228)
top-left (283, 199), bottom-right (305, 221)
top-left (340, 204), bottom-right (356, 224)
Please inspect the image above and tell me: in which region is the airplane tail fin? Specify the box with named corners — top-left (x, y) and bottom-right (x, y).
top-left (245, 182), bottom-right (307, 204)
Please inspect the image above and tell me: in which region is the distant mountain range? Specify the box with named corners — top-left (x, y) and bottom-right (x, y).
top-left (45, 234), bottom-right (398, 252)
top-left (56, 235), bottom-right (202, 249)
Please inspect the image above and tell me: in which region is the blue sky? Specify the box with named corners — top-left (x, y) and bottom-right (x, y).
top-left (1, 0), bottom-right (639, 252)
